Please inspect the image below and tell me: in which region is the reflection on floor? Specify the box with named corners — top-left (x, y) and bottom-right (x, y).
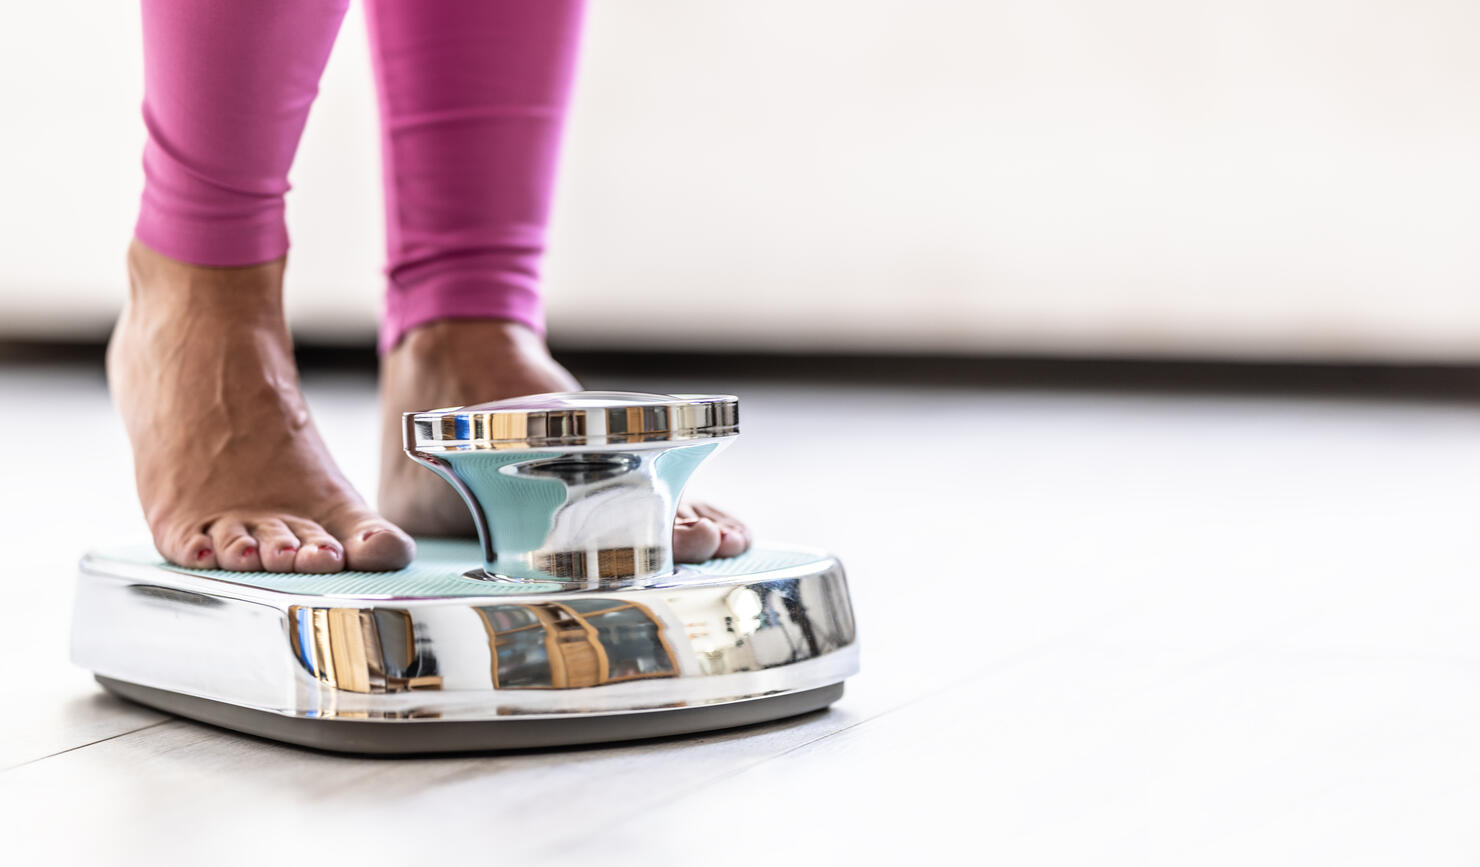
top-left (5, 360), bottom-right (1480, 865)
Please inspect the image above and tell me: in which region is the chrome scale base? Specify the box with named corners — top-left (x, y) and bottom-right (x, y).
top-left (71, 393), bottom-right (859, 754)
top-left (72, 540), bottom-right (855, 754)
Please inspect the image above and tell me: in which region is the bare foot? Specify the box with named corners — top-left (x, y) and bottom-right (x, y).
top-left (378, 319), bottom-right (750, 561)
top-left (108, 241), bottom-right (415, 572)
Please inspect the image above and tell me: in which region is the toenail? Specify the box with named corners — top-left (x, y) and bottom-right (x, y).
top-left (241, 546), bottom-right (257, 558)
top-left (320, 545), bottom-right (340, 559)
top-left (278, 545), bottom-right (297, 555)
top-left (361, 529), bottom-right (380, 542)
top-left (196, 548), bottom-right (212, 561)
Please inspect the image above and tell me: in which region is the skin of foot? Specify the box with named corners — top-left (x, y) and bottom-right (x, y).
top-left (108, 241), bottom-right (416, 573)
top-left (378, 318), bottom-right (751, 562)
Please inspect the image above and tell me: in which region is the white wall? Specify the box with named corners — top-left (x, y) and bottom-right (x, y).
top-left (5, 1), bottom-right (1480, 360)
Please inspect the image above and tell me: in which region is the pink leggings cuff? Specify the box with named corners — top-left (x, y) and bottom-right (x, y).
top-left (134, 199), bottom-right (289, 269)
top-left (381, 274), bottom-right (545, 354)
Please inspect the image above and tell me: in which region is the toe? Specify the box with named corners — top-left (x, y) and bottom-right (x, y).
top-left (673, 515), bottom-right (723, 563)
top-left (714, 524), bottom-right (750, 558)
top-left (249, 518), bottom-right (301, 572)
top-left (690, 502), bottom-right (750, 557)
top-left (285, 519), bottom-right (345, 573)
top-left (327, 511), bottom-right (415, 572)
top-left (161, 525), bottom-right (218, 569)
top-left (209, 519), bottom-right (261, 571)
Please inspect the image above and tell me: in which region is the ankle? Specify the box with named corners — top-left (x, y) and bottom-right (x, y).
top-left (127, 239), bottom-right (287, 320)
top-left (394, 318), bottom-right (549, 361)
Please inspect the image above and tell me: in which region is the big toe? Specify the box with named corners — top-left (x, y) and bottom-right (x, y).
top-left (331, 513), bottom-right (416, 571)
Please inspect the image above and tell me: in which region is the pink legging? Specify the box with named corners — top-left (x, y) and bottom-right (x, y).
top-left (134, 0), bottom-right (585, 353)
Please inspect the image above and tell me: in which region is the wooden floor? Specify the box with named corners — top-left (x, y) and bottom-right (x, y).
top-left (5, 362), bottom-right (1480, 865)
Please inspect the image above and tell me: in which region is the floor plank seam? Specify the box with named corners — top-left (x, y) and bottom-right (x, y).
top-left (3, 720), bottom-right (174, 773)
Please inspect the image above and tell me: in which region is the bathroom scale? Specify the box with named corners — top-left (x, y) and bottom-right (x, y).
top-left (71, 392), bottom-right (859, 754)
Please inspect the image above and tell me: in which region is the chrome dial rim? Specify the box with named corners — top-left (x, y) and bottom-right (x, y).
top-left (406, 391), bottom-right (739, 451)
